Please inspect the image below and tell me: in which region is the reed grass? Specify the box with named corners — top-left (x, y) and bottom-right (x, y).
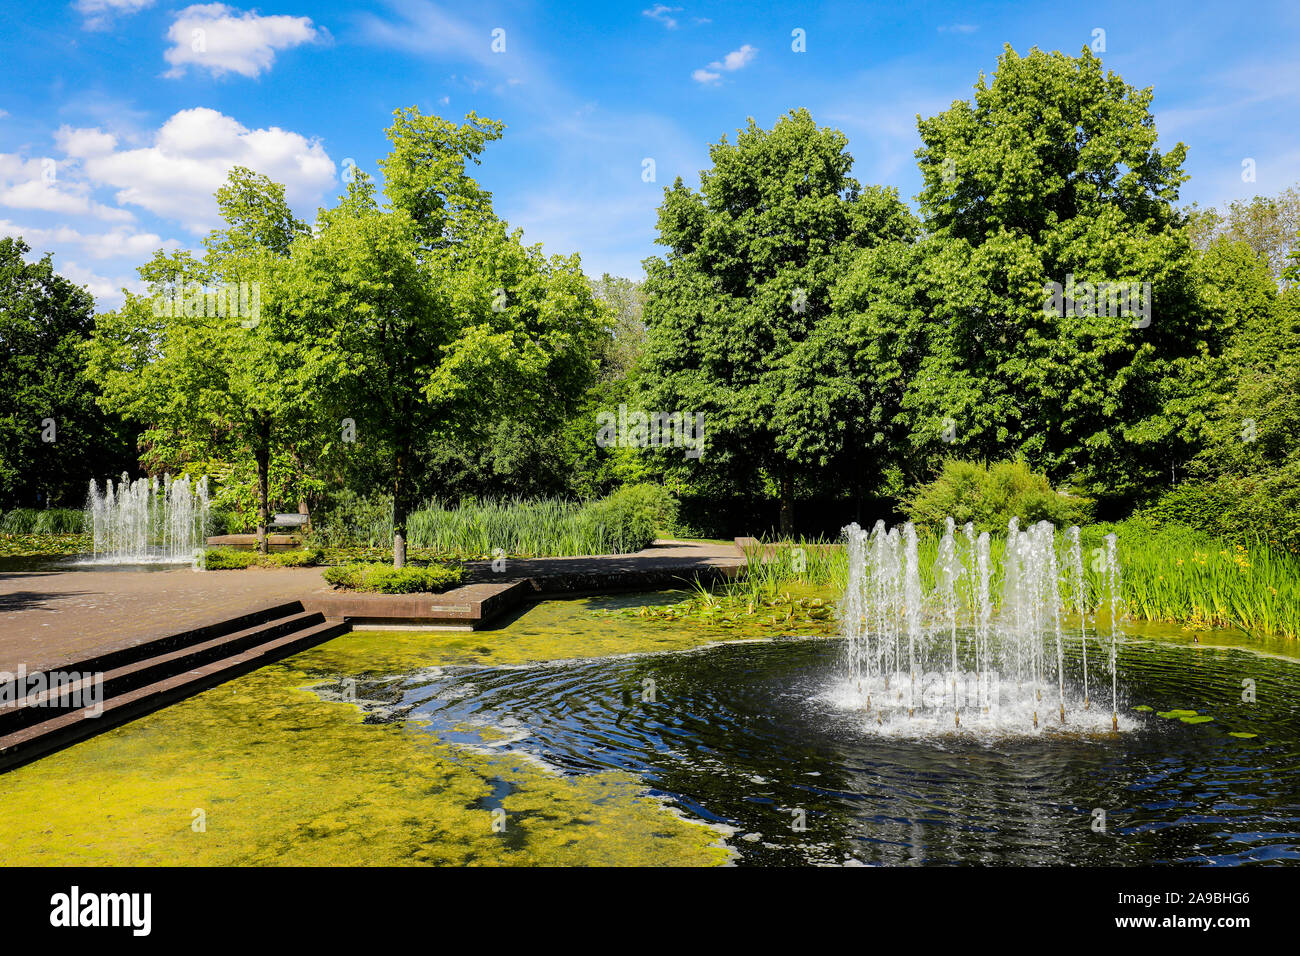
top-left (0, 508), bottom-right (86, 534)
top-left (312, 489), bottom-right (671, 558)
top-left (637, 522), bottom-right (1300, 640)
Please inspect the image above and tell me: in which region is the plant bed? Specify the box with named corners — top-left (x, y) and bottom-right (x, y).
top-left (322, 561), bottom-right (464, 594)
top-left (203, 548), bottom-right (326, 570)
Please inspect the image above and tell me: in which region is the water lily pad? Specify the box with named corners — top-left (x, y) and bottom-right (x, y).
top-left (1156, 709), bottom-right (1199, 719)
top-left (1180, 715), bottom-right (1214, 724)
top-left (1134, 705), bottom-right (1154, 712)
top-left (1228, 731), bottom-right (1258, 739)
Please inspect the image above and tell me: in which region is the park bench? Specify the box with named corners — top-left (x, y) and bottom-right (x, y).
top-left (271, 513), bottom-right (310, 530)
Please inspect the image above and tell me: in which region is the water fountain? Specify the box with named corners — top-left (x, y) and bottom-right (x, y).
top-left (84, 473), bottom-right (209, 564)
top-left (837, 517), bottom-right (1125, 735)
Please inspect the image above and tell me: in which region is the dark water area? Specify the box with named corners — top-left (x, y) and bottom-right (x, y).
top-left (315, 633), bottom-right (1300, 866)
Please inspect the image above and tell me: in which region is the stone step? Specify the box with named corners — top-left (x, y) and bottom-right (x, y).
top-left (0, 618), bottom-right (349, 773)
top-left (0, 610), bottom-right (326, 735)
top-left (10, 599), bottom-right (308, 683)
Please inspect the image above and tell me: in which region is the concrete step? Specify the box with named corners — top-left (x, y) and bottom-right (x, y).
top-left (14, 599), bottom-right (308, 682)
top-left (0, 617), bottom-right (350, 773)
top-left (0, 610), bottom-right (327, 735)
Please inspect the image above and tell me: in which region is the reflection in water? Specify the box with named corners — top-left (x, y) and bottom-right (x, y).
top-left (314, 632), bottom-right (1300, 866)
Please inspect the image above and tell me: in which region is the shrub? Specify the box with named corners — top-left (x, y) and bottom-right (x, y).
top-left (267, 547), bottom-right (325, 567)
top-left (202, 549), bottom-right (258, 570)
top-left (322, 561), bottom-right (464, 593)
top-left (1138, 474), bottom-right (1300, 554)
top-left (577, 483), bottom-right (678, 553)
top-left (201, 547), bottom-right (324, 570)
top-left (904, 459), bottom-right (1091, 533)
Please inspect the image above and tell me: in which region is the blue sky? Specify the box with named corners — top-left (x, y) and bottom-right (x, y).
top-left (2, 0), bottom-right (1298, 309)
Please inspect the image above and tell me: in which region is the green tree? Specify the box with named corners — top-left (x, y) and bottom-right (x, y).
top-left (1187, 184), bottom-right (1300, 286)
top-left (86, 167), bottom-right (310, 552)
top-left (589, 273), bottom-right (645, 383)
top-left (639, 108), bottom-right (916, 534)
top-left (900, 45), bottom-right (1208, 510)
top-left (0, 237), bottom-right (134, 508)
top-left (281, 110), bottom-right (603, 566)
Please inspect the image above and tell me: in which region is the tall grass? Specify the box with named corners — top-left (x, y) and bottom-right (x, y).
top-left (0, 508), bottom-right (86, 534)
top-left (710, 523), bottom-right (1300, 640)
top-left (311, 486), bottom-right (675, 558)
top-left (1090, 524), bottom-right (1300, 639)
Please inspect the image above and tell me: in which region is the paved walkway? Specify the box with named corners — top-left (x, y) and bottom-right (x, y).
top-left (0, 541), bottom-right (743, 673)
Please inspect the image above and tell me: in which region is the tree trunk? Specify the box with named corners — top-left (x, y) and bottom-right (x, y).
top-left (779, 472), bottom-right (794, 540)
top-left (255, 425), bottom-right (270, 556)
top-left (393, 447), bottom-right (408, 569)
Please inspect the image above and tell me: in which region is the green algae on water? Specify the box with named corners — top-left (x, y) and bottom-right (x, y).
top-left (0, 596), bottom-right (744, 866)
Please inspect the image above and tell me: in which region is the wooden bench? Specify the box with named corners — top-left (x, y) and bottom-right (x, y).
top-left (271, 513), bottom-right (309, 529)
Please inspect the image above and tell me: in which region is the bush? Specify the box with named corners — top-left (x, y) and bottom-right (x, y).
top-left (202, 547), bottom-right (324, 570)
top-left (904, 459), bottom-right (1092, 533)
top-left (1138, 474), bottom-right (1300, 554)
top-left (577, 483), bottom-right (678, 553)
top-left (322, 561), bottom-right (464, 593)
top-left (203, 549), bottom-right (258, 570)
top-left (267, 547), bottom-right (325, 567)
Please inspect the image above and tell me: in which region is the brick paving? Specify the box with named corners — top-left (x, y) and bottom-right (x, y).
top-left (0, 540), bottom-right (743, 673)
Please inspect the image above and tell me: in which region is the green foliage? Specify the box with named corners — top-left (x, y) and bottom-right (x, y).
top-left (639, 107), bottom-right (919, 530)
top-left (0, 533), bottom-right (88, 558)
top-left (1186, 184), bottom-right (1300, 285)
top-left (1146, 289), bottom-right (1300, 550)
top-left (0, 237), bottom-right (135, 508)
top-left (904, 460), bottom-right (1092, 533)
top-left (0, 507), bottom-right (86, 534)
top-left (309, 486), bottom-right (676, 557)
top-left (205, 453), bottom-right (326, 534)
top-left (589, 273), bottom-right (645, 383)
top-left (322, 561), bottom-right (463, 593)
top-left (899, 45), bottom-right (1207, 509)
top-left (1091, 521), bottom-right (1300, 639)
top-left (279, 109), bottom-right (603, 566)
top-left (577, 483), bottom-right (678, 553)
top-left (268, 547), bottom-right (325, 567)
top-left (202, 549), bottom-right (258, 570)
top-left (84, 167), bottom-right (314, 552)
top-left (202, 547), bottom-right (324, 570)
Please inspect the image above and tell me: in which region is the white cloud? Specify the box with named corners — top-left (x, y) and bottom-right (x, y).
top-left (0, 218), bottom-right (180, 260)
top-left (163, 3), bottom-right (325, 79)
top-left (642, 5), bottom-right (682, 29)
top-left (709, 44), bottom-right (757, 72)
top-left (58, 260), bottom-right (145, 305)
top-left (55, 125), bottom-right (119, 158)
top-left (0, 154), bottom-right (135, 222)
top-left (76, 0), bottom-right (155, 31)
top-left (74, 107), bottom-right (336, 232)
top-left (938, 24), bottom-right (978, 34)
top-left (693, 43), bottom-right (756, 84)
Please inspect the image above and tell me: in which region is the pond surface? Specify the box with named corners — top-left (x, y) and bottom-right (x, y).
top-left (3, 590), bottom-right (1297, 866)
top-left (317, 612), bottom-right (1300, 866)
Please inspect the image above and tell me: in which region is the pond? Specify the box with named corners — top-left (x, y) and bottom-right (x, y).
top-left (316, 612), bottom-right (1300, 866)
top-left (1, 593), bottom-right (1296, 866)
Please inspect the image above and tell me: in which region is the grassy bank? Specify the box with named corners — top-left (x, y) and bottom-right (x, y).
top-left (631, 522), bottom-right (1300, 640)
